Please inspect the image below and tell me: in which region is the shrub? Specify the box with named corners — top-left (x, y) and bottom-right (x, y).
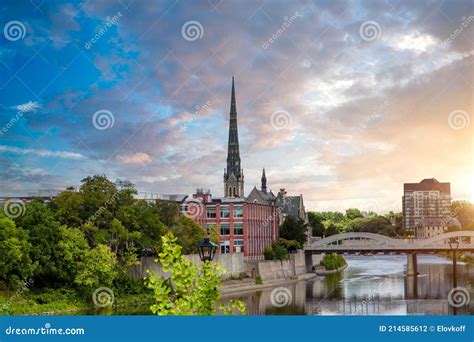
top-left (320, 253), bottom-right (346, 270)
top-left (255, 275), bottom-right (263, 285)
top-left (263, 247), bottom-right (276, 260)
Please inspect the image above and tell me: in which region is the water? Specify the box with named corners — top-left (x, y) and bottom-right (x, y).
top-left (77, 255), bottom-right (473, 315)
top-left (226, 255), bottom-right (474, 315)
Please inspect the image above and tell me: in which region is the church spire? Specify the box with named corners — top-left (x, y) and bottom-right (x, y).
top-left (224, 77), bottom-right (244, 198)
top-left (261, 168), bottom-right (267, 193)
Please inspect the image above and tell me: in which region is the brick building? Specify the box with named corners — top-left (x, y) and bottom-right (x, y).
top-left (180, 78), bottom-right (279, 258)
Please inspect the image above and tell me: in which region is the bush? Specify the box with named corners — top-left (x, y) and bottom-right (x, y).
top-left (255, 275), bottom-right (263, 285)
top-left (320, 253), bottom-right (346, 270)
top-left (264, 247), bottom-right (276, 260)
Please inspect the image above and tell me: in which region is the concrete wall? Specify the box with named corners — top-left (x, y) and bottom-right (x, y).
top-left (130, 252), bottom-right (247, 280)
top-left (254, 251), bottom-right (307, 282)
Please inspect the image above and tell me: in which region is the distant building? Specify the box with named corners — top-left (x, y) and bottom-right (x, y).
top-left (416, 217), bottom-right (461, 239)
top-left (402, 178), bottom-right (451, 236)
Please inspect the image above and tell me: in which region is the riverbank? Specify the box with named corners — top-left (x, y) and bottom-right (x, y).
top-left (222, 273), bottom-right (316, 296)
top-left (315, 264), bottom-right (347, 275)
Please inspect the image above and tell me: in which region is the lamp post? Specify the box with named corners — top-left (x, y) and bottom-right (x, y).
top-left (196, 229), bottom-right (217, 262)
top-left (448, 236), bottom-right (460, 289)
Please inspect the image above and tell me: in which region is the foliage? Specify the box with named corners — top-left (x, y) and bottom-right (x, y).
top-left (450, 200), bottom-right (474, 229)
top-left (146, 232), bottom-right (245, 315)
top-left (0, 214), bottom-right (35, 289)
top-left (345, 208), bottom-right (363, 220)
top-left (74, 244), bottom-right (118, 294)
top-left (255, 275), bottom-right (263, 285)
top-left (320, 253), bottom-right (346, 270)
top-left (308, 211), bottom-right (325, 237)
top-left (263, 239), bottom-right (292, 261)
top-left (279, 216), bottom-right (308, 245)
top-left (56, 226), bottom-right (89, 284)
top-left (325, 223), bottom-right (340, 237)
top-left (170, 215), bottom-right (205, 254)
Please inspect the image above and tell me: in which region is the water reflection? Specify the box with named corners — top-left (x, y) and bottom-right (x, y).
top-left (227, 255), bottom-right (474, 316)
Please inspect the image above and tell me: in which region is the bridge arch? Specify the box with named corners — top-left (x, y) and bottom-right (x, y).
top-left (309, 232), bottom-right (407, 247)
top-left (418, 230), bottom-right (474, 247)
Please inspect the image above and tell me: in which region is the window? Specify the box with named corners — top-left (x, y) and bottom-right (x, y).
top-left (207, 206), bottom-right (216, 218)
top-left (234, 222), bottom-right (243, 235)
top-left (220, 206), bottom-right (230, 218)
top-left (220, 223), bottom-right (230, 235)
top-left (233, 206), bottom-right (243, 218)
top-left (234, 239), bottom-right (243, 253)
top-left (180, 204), bottom-right (188, 212)
top-left (220, 241), bottom-right (230, 254)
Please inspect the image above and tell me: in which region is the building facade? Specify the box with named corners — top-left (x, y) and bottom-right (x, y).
top-left (182, 78), bottom-right (279, 258)
top-left (402, 178), bottom-right (451, 236)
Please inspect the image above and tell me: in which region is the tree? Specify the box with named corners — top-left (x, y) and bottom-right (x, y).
top-left (279, 216), bottom-right (308, 245)
top-left (170, 215), bottom-right (205, 254)
top-left (15, 200), bottom-right (62, 286)
top-left (74, 244), bottom-right (117, 293)
top-left (0, 214), bottom-right (35, 290)
top-left (450, 200), bottom-right (474, 229)
top-left (155, 201), bottom-right (180, 227)
top-left (325, 223), bottom-right (340, 237)
top-left (308, 212), bottom-right (325, 237)
top-left (345, 208), bottom-right (363, 220)
top-left (56, 226), bottom-right (89, 284)
top-left (146, 232), bottom-right (245, 315)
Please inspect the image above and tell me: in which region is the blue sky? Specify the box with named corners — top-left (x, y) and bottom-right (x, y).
top-left (0, 0), bottom-right (473, 212)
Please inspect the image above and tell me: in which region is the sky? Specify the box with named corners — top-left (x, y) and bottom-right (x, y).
top-left (0, 0), bottom-right (473, 213)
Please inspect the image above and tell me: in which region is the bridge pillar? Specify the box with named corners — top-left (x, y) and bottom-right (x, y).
top-left (406, 253), bottom-right (418, 299)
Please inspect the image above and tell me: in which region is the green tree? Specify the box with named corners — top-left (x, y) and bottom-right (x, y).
top-left (325, 222), bottom-right (340, 237)
top-left (15, 200), bottom-right (62, 285)
top-left (451, 200), bottom-right (474, 228)
top-left (0, 214), bottom-right (35, 289)
top-left (308, 212), bottom-right (325, 237)
top-left (279, 216), bottom-right (308, 245)
top-left (146, 232), bottom-right (245, 315)
top-left (155, 201), bottom-right (180, 227)
top-left (171, 216), bottom-right (205, 254)
top-left (345, 208), bottom-right (363, 220)
top-left (74, 244), bottom-right (117, 292)
top-left (56, 226), bottom-right (89, 284)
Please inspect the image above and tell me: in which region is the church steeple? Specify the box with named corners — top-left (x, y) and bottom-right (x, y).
top-left (261, 168), bottom-right (267, 193)
top-left (224, 77), bottom-right (244, 198)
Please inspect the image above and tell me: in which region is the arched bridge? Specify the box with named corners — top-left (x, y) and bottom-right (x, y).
top-left (304, 231), bottom-right (474, 253)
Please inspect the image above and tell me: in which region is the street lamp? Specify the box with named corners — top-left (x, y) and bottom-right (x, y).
top-left (196, 229), bottom-right (217, 262)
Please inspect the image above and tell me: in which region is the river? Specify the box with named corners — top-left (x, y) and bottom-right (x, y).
top-left (228, 255), bottom-right (474, 315)
top-left (81, 254), bottom-right (473, 315)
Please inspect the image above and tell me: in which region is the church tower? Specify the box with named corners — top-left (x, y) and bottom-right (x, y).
top-left (261, 168), bottom-right (267, 193)
top-left (224, 77), bottom-right (244, 198)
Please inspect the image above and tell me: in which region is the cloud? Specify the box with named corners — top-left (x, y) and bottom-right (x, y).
top-left (0, 145), bottom-right (85, 159)
top-left (12, 101), bottom-right (41, 112)
top-left (117, 152), bottom-right (152, 164)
